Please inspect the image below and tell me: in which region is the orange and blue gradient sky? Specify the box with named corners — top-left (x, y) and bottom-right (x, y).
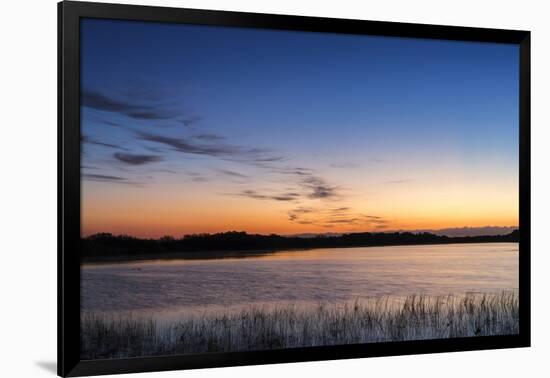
top-left (80, 19), bottom-right (519, 238)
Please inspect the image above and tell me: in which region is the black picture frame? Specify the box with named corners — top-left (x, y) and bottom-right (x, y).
top-left (58, 1), bottom-right (531, 376)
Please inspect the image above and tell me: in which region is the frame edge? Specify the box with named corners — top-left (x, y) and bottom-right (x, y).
top-left (57, 1), bottom-right (531, 376)
top-left (59, 1), bottom-right (83, 376)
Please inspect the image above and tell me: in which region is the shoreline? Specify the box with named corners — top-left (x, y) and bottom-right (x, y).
top-left (81, 240), bottom-right (518, 265)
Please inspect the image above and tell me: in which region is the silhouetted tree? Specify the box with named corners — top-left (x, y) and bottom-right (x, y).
top-left (81, 230), bottom-right (519, 260)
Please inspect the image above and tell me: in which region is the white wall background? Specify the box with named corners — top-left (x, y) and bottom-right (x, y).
top-left (1, 0), bottom-right (548, 377)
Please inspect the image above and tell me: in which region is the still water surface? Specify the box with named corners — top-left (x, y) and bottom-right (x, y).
top-left (81, 243), bottom-right (518, 319)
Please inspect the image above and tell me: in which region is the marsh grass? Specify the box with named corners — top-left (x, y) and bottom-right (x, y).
top-left (81, 292), bottom-right (518, 359)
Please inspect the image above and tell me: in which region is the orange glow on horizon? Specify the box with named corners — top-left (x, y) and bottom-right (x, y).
top-left (81, 190), bottom-right (518, 238)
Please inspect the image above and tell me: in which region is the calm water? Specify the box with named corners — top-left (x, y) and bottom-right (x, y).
top-left (81, 243), bottom-right (518, 319)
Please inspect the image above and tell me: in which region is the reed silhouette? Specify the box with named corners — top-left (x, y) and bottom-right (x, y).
top-left (81, 291), bottom-right (519, 359)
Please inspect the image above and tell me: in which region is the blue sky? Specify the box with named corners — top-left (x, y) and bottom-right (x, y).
top-left (80, 18), bottom-right (519, 236)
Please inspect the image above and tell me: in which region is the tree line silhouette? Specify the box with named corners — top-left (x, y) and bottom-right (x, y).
top-left (81, 229), bottom-right (519, 260)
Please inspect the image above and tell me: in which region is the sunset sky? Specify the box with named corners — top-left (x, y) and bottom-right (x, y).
top-left (80, 18), bottom-right (519, 238)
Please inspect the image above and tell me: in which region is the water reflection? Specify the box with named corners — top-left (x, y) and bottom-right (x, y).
top-left (81, 243), bottom-right (518, 320)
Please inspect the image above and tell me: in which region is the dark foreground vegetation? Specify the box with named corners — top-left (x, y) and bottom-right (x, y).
top-left (81, 292), bottom-right (519, 359)
top-left (82, 230), bottom-right (518, 261)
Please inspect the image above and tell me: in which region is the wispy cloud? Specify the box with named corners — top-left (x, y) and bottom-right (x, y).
top-left (113, 152), bottom-right (163, 166)
top-left (83, 173), bottom-right (126, 182)
top-left (149, 168), bottom-right (177, 174)
top-left (82, 88), bottom-right (352, 209)
top-left (291, 206), bottom-right (315, 214)
top-left (81, 135), bottom-right (128, 150)
top-left (326, 218), bottom-right (362, 224)
top-left (194, 133), bottom-right (226, 141)
top-left (267, 167), bottom-right (341, 201)
top-left (81, 83), bottom-right (201, 122)
top-left (185, 172), bottom-right (210, 182)
top-left (225, 169), bottom-right (340, 204)
top-left (102, 120), bottom-right (123, 127)
top-left (215, 169), bottom-right (248, 178)
top-left (236, 190), bottom-right (300, 202)
top-left (270, 166), bottom-right (314, 176)
top-left (82, 173), bottom-right (144, 187)
top-left (136, 130), bottom-right (284, 164)
top-left (301, 175), bottom-right (339, 200)
top-left (331, 207), bottom-right (350, 212)
top-left (82, 88), bottom-right (181, 121)
top-left (249, 155), bottom-right (286, 164)
top-left (179, 115), bottom-right (203, 127)
top-left (287, 205), bottom-right (390, 230)
top-left (137, 131), bottom-right (239, 155)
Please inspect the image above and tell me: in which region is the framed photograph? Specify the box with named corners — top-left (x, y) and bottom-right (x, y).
top-left (58, 1), bottom-right (530, 376)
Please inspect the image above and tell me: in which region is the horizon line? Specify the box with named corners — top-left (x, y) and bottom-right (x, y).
top-left (81, 225), bottom-right (519, 239)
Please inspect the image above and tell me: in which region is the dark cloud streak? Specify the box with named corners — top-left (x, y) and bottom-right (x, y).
top-left (194, 133), bottom-right (225, 141)
top-left (113, 153), bottom-right (163, 166)
top-left (82, 89), bottom-right (180, 120)
top-left (287, 205), bottom-right (390, 230)
top-left (237, 190), bottom-right (300, 202)
top-left (81, 135), bottom-right (128, 151)
top-left (180, 116), bottom-right (203, 127)
top-left (216, 169), bottom-right (248, 178)
top-left (82, 173), bottom-right (144, 187)
top-left (136, 131), bottom-right (284, 164)
top-left (301, 175), bottom-right (338, 200)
